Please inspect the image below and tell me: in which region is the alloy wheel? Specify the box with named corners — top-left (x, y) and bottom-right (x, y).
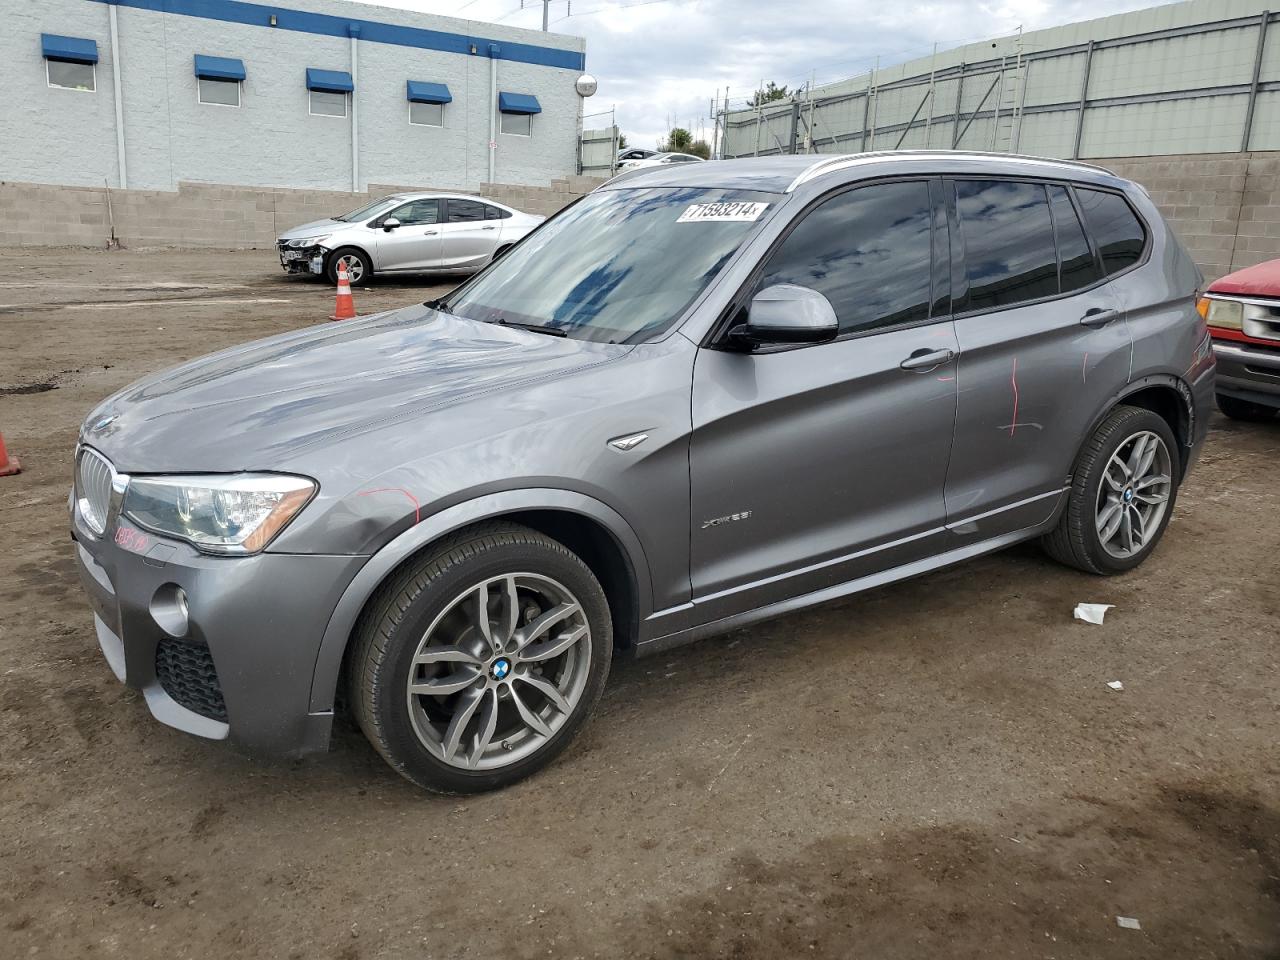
top-left (1095, 429), bottom-right (1172, 559)
top-left (405, 573), bottom-right (591, 771)
top-left (337, 254), bottom-right (364, 283)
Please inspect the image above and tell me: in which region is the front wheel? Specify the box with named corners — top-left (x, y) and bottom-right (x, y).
top-left (327, 247), bottom-right (372, 287)
top-left (349, 522), bottom-right (612, 794)
top-left (1042, 405), bottom-right (1181, 575)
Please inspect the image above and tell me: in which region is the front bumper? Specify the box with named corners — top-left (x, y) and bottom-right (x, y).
top-left (277, 243), bottom-right (326, 276)
top-left (1213, 338), bottom-right (1280, 408)
top-left (73, 515), bottom-right (365, 759)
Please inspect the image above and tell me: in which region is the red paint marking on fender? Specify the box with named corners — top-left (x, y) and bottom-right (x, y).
top-left (358, 487), bottom-right (422, 524)
top-left (1009, 357), bottom-right (1019, 438)
top-left (936, 375), bottom-right (955, 382)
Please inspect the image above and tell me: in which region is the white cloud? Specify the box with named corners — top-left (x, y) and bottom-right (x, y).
top-left (361, 0), bottom-right (1175, 149)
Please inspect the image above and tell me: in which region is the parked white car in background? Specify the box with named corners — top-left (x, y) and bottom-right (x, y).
top-left (276, 193), bottom-right (544, 286)
top-left (618, 152), bottom-right (705, 171)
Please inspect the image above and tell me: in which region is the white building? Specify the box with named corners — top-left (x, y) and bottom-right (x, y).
top-left (3, 0), bottom-right (590, 193)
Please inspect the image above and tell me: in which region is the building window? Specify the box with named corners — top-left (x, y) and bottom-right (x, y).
top-left (500, 111), bottom-right (532, 137)
top-left (310, 90), bottom-right (347, 117)
top-left (409, 101), bottom-right (443, 127)
top-left (47, 59), bottom-right (95, 92)
top-left (198, 77), bottom-right (240, 107)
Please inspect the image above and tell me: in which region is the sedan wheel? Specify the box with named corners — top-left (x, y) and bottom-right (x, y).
top-left (327, 247), bottom-right (371, 287)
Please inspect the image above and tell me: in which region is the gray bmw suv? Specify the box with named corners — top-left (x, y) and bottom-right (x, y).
top-left (72, 152), bottom-right (1215, 793)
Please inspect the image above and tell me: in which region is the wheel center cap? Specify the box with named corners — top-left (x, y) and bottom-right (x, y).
top-left (1123, 487), bottom-right (1134, 503)
top-left (490, 658), bottom-right (511, 681)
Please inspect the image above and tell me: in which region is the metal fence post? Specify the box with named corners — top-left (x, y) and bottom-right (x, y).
top-left (789, 98), bottom-right (801, 154)
top-left (1071, 41), bottom-right (1094, 160)
top-left (951, 62), bottom-right (965, 149)
top-left (1242, 11), bottom-right (1270, 152)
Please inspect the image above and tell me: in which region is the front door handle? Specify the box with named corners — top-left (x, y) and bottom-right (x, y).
top-left (423, 229), bottom-right (438, 236)
top-left (481, 225), bottom-right (497, 231)
top-left (1080, 307), bottom-right (1121, 328)
top-left (900, 348), bottom-right (956, 371)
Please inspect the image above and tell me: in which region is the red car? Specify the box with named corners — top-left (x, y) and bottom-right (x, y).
top-left (1200, 259), bottom-right (1280, 420)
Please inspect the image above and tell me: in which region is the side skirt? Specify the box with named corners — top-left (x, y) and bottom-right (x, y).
top-left (637, 523), bottom-right (1048, 658)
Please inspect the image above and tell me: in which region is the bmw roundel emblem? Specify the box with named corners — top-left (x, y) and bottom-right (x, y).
top-left (491, 658), bottom-right (511, 681)
top-left (1123, 488), bottom-right (1134, 502)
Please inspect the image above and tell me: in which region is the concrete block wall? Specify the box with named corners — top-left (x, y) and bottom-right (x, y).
top-left (0, 176), bottom-right (603, 249)
top-left (1094, 151), bottom-right (1278, 281)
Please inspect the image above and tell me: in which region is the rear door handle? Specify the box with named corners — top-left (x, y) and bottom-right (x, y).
top-left (1080, 308), bottom-right (1121, 328)
top-left (423, 230), bottom-right (438, 236)
top-left (900, 348), bottom-right (956, 371)
top-left (482, 225), bottom-right (497, 231)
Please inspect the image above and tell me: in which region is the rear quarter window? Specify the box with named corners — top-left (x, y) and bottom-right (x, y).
top-left (1075, 188), bottom-right (1146, 276)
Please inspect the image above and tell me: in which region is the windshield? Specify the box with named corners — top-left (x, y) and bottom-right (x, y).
top-left (443, 187), bottom-right (778, 344)
top-left (334, 196), bottom-right (402, 222)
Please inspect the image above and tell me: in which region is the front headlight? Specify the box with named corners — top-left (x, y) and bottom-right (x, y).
top-left (1205, 298), bottom-right (1244, 330)
top-left (121, 474), bottom-right (316, 555)
top-left (288, 235), bottom-right (330, 248)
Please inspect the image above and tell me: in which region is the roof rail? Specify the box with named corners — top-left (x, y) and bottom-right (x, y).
top-left (785, 150), bottom-right (1116, 192)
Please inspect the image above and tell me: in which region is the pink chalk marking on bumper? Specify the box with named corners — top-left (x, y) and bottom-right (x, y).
top-left (1009, 357), bottom-right (1019, 438)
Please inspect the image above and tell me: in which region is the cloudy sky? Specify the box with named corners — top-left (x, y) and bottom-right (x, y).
top-left (373, 0), bottom-right (1169, 148)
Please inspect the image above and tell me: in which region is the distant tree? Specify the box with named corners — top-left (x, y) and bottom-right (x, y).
top-left (663, 127), bottom-right (694, 152)
top-left (748, 81), bottom-right (790, 106)
top-left (688, 140), bottom-right (711, 160)
top-left (617, 132), bottom-right (628, 149)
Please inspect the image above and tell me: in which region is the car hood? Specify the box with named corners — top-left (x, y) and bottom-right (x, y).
top-left (82, 306), bottom-right (630, 474)
top-left (1207, 258), bottom-right (1280, 297)
top-left (277, 218), bottom-right (347, 241)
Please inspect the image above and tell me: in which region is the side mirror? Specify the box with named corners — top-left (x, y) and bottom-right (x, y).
top-left (382, 217), bottom-right (401, 232)
top-left (738, 283), bottom-right (839, 347)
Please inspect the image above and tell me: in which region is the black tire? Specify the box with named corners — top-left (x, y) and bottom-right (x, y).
top-left (1041, 405), bottom-right (1181, 575)
top-left (327, 247), bottom-right (372, 287)
top-left (492, 244), bottom-right (512, 262)
top-left (348, 522), bottom-right (612, 794)
top-left (1217, 393), bottom-right (1276, 421)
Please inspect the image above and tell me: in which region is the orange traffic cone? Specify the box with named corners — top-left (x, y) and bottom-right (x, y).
top-left (0, 431), bottom-right (20, 477)
top-left (329, 257), bottom-right (357, 321)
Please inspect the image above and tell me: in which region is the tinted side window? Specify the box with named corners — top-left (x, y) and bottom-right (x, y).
top-left (447, 199), bottom-right (486, 223)
top-left (1076, 188), bottom-right (1146, 275)
top-left (1048, 185), bottom-right (1101, 293)
top-left (758, 180), bottom-right (933, 335)
top-left (956, 180), bottom-right (1058, 311)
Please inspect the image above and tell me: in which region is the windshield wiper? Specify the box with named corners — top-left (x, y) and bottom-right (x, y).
top-left (492, 318), bottom-right (567, 338)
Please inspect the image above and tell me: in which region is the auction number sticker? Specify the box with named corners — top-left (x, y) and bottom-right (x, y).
top-left (677, 201), bottom-right (769, 223)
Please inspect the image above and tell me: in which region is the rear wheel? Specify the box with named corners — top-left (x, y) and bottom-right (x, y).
top-left (1217, 393), bottom-right (1276, 421)
top-left (349, 522), bottom-right (611, 794)
top-left (1042, 405), bottom-right (1180, 575)
top-left (327, 247), bottom-right (372, 287)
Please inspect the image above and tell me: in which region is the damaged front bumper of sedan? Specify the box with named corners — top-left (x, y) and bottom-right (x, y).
top-left (276, 238), bottom-right (329, 276)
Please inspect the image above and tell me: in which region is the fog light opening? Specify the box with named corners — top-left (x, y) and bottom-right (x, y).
top-left (150, 584), bottom-right (190, 638)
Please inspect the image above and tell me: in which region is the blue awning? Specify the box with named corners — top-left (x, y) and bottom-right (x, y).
top-left (406, 81), bottom-right (452, 104)
top-left (306, 68), bottom-right (353, 93)
top-left (498, 92), bottom-right (541, 115)
top-left (42, 34), bottom-right (99, 64)
top-left (194, 55), bottom-right (245, 81)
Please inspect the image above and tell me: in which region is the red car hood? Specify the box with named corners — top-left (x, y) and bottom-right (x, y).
top-left (1208, 258), bottom-right (1280, 297)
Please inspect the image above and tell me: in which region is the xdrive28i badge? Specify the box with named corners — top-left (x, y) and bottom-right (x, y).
top-left (701, 511), bottom-right (752, 530)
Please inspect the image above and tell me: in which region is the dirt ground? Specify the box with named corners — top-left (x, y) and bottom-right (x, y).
top-left (1, 247), bottom-right (1278, 959)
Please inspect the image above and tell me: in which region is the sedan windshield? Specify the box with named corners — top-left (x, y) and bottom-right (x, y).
top-left (443, 187), bottom-right (779, 343)
top-left (334, 196), bottom-right (402, 222)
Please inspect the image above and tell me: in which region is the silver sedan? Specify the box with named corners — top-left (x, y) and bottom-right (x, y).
top-left (275, 192), bottom-right (545, 286)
